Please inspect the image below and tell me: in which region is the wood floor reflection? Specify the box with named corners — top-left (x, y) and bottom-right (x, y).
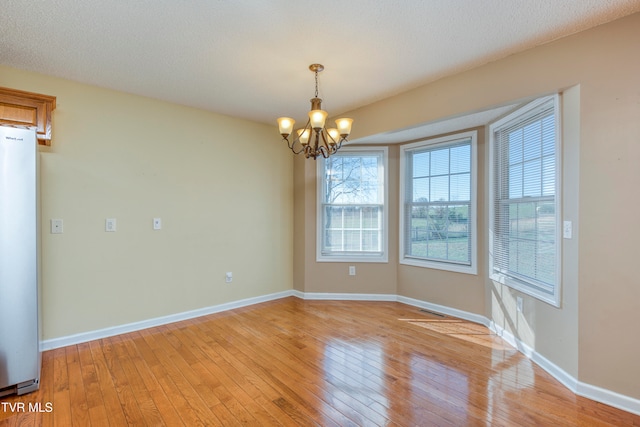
top-left (1, 298), bottom-right (638, 426)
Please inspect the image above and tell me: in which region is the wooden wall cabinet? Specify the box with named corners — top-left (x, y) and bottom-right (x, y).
top-left (0, 86), bottom-right (56, 146)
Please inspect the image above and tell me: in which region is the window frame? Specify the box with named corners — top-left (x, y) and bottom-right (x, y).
top-left (489, 95), bottom-right (562, 307)
top-left (399, 131), bottom-right (478, 274)
top-left (316, 146), bottom-right (389, 263)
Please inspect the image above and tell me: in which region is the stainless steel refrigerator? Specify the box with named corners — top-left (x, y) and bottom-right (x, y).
top-left (0, 125), bottom-right (41, 396)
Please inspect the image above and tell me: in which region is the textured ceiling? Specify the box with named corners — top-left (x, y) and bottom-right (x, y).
top-left (2, 0), bottom-right (639, 132)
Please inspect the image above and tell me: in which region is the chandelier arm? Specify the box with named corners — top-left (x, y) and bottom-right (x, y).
top-left (320, 137), bottom-right (331, 156)
top-left (284, 119), bottom-right (313, 154)
top-left (321, 128), bottom-right (331, 159)
top-left (321, 126), bottom-right (340, 148)
top-left (325, 128), bottom-right (341, 158)
top-left (284, 125), bottom-right (346, 158)
top-left (291, 142), bottom-right (306, 155)
top-left (285, 137), bottom-right (296, 151)
top-left (320, 128), bottom-right (328, 149)
top-left (283, 136), bottom-right (303, 153)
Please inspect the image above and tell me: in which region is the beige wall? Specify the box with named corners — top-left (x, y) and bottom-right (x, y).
top-left (576, 17), bottom-right (640, 396)
top-left (487, 86), bottom-right (580, 379)
top-left (295, 13), bottom-right (640, 400)
top-left (398, 127), bottom-right (486, 315)
top-left (1, 65), bottom-right (294, 340)
top-left (295, 146), bottom-right (398, 295)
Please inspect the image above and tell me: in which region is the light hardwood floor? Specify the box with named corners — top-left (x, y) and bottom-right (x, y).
top-left (1, 297), bottom-right (638, 426)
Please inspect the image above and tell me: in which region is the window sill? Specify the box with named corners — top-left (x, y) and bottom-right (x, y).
top-left (317, 254), bottom-right (388, 263)
top-left (400, 257), bottom-right (477, 275)
top-left (490, 272), bottom-right (560, 307)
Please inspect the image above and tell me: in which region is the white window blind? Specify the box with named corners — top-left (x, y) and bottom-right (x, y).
top-left (490, 96), bottom-right (561, 305)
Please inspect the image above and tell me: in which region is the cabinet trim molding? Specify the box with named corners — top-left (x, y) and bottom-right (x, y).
top-left (0, 86), bottom-right (57, 146)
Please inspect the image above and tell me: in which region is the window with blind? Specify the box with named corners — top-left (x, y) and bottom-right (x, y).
top-left (399, 131), bottom-right (477, 274)
top-left (317, 147), bottom-right (388, 262)
top-left (489, 95), bottom-right (561, 306)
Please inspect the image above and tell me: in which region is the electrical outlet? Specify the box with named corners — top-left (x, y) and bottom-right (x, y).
top-left (349, 266), bottom-right (356, 276)
top-left (563, 220), bottom-right (572, 239)
top-left (105, 218), bottom-right (116, 232)
top-left (153, 218), bottom-right (162, 230)
top-left (225, 272), bottom-right (233, 283)
top-left (50, 219), bottom-right (63, 234)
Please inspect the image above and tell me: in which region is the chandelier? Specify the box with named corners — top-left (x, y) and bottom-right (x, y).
top-left (277, 64), bottom-right (353, 159)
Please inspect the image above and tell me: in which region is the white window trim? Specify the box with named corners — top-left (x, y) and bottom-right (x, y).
top-left (316, 146), bottom-right (389, 263)
top-left (488, 94), bottom-right (562, 307)
top-left (399, 131), bottom-right (478, 275)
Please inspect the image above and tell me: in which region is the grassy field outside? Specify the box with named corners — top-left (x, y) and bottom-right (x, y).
top-left (408, 213), bottom-right (470, 263)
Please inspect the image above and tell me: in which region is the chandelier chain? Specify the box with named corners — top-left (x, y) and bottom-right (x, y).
top-left (314, 70), bottom-right (319, 98)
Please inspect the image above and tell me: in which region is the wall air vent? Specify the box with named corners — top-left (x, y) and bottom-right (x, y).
top-left (419, 309), bottom-right (446, 317)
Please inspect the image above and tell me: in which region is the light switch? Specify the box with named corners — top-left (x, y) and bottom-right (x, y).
top-left (106, 218), bottom-right (117, 232)
top-left (153, 218), bottom-right (162, 230)
top-left (50, 219), bottom-right (63, 234)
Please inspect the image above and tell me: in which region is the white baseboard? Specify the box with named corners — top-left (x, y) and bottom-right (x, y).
top-left (40, 289), bottom-right (640, 416)
top-left (294, 291), bottom-right (397, 301)
top-left (40, 290), bottom-right (295, 351)
top-left (577, 382), bottom-right (640, 416)
top-left (490, 319), bottom-right (639, 416)
top-left (490, 321), bottom-right (579, 391)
